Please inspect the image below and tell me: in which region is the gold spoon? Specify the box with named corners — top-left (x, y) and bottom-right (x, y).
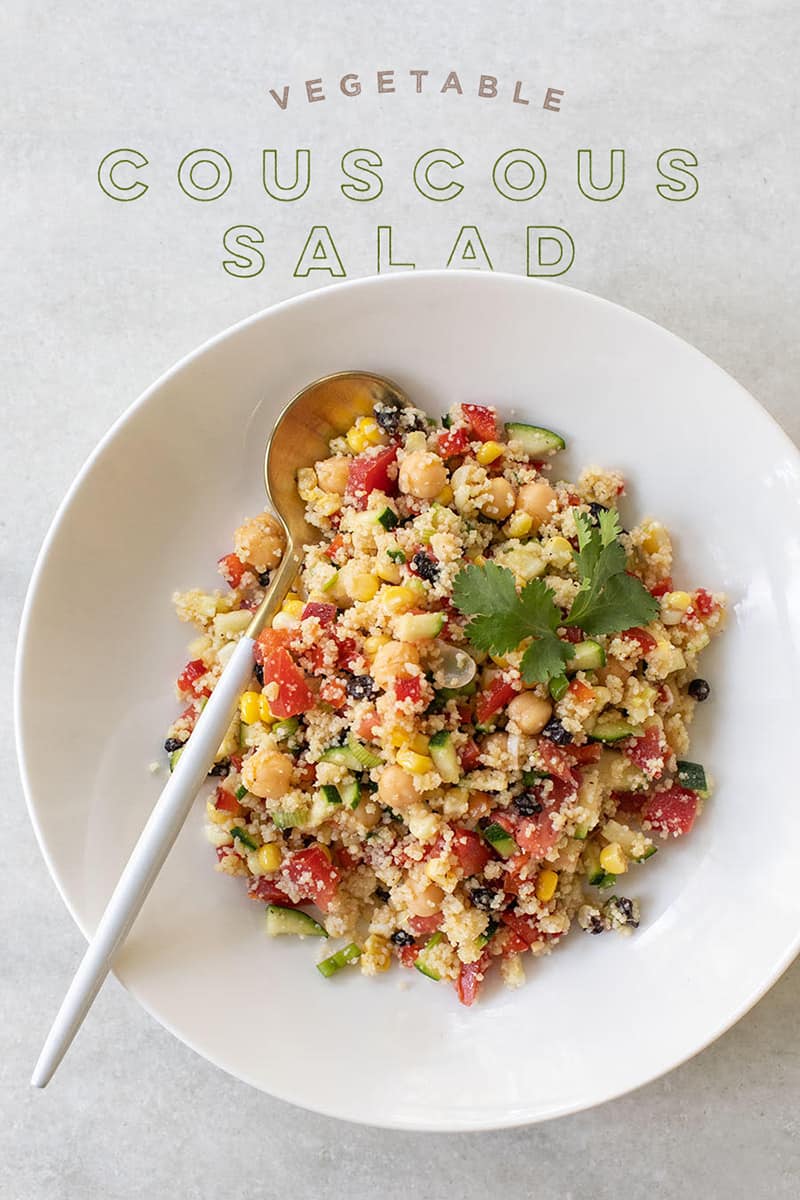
top-left (31, 370), bottom-right (409, 1088)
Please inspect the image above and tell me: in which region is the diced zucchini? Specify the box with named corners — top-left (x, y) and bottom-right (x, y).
top-left (386, 548), bottom-right (406, 563)
top-left (340, 778), bottom-right (361, 809)
top-left (169, 747), bottom-right (184, 772)
top-left (321, 569), bottom-right (339, 593)
top-left (414, 932), bottom-right (443, 980)
top-left (635, 845), bottom-right (658, 863)
top-left (273, 717), bottom-right (300, 742)
top-left (320, 784), bottom-right (342, 806)
top-left (549, 674), bottom-right (569, 701)
top-left (230, 826), bottom-right (258, 851)
top-left (347, 738), bottom-right (382, 769)
top-left (590, 716), bottom-right (642, 743)
top-left (272, 807), bottom-right (308, 831)
top-left (583, 840), bottom-right (616, 887)
top-left (522, 769), bottom-right (548, 785)
top-left (319, 744), bottom-right (363, 771)
top-left (567, 639), bottom-right (606, 672)
top-left (574, 823), bottom-right (589, 840)
top-left (317, 942), bottom-right (361, 977)
top-left (428, 730), bottom-right (460, 784)
top-left (505, 421), bottom-right (566, 455)
top-left (482, 821), bottom-right (519, 859)
top-left (394, 612), bottom-right (446, 641)
top-left (476, 919), bottom-right (499, 949)
top-left (437, 680), bottom-right (478, 700)
top-left (266, 905), bottom-right (328, 938)
top-left (376, 506), bottom-right (399, 530)
top-left (235, 784), bottom-right (248, 801)
top-left (677, 760), bottom-right (709, 796)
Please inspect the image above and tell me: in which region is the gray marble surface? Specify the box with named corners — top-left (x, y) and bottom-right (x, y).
top-left (2, 2), bottom-right (799, 1196)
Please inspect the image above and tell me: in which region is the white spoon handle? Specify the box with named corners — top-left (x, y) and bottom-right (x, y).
top-left (31, 634), bottom-right (256, 1088)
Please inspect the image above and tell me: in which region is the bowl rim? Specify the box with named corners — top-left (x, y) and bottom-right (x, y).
top-left (15, 269), bottom-right (800, 1130)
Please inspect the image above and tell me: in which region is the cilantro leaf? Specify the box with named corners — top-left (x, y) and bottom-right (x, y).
top-left (452, 562), bottom-right (518, 617)
top-left (568, 510), bottom-right (658, 633)
top-left (521, 635), bottom-right (574, 685)
top-left (570, 571), bottom-right (659, 635)
top-left (451, 565), bottom-right (572, 680)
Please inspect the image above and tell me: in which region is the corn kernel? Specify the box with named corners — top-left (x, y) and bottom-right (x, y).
top-left (506, 511), bottom-right (533, 539)
top-left (364, 634), bottom-right (391, 657)
top-left (239, 691), bottom-right (261, 724)
top-left (282, 599), bottom-right (305, 619)
top-left (641, 522), bottom-right (667, 556)
top-left (471, 554), bottom-right (487, 567)
top-left (476, 440), bottom-right (505, 466)
top-left (376, 559), bottom-right (402, 584)
top-left (362, 933), bottom-right (392, 974)
top-left (435, 484), bottom-right (454, 505)
top-left (490, 653), bottom-right (509, 668)
top-left (350, 573), bottom-right (379, 602)
top-left (357, 417), bottom-right (384, 446)
top-left (600, 842), bottom-right (628, 875)
top-left (255, 843), bottom-right (282, 873)
top-left (314, 842), bottom-right (333, 862)
top-left (661, 590), bottom-right (693, 626)
top-left (346, 425), bottom-right (369, 453)
top-left (316, 492), bottom-right (342, 517)
top-left (391, 728), bottom-right (430, 753)
top-left (297, 467), bottom-right (317, 500)
top-left (546, 535), bottom-right (574, 568)
top-left (381, 585), bottom-right (417, 614)
top-left (396, 747), bottom-right (435, 774)
top-left (389, 727), bottom-right (408, 747)
top-left (535, 869), bottom-right (559, 903)
top-left (258, 694), bottom-right (274, 723)
top-left (206, 799), bottom-right (231, 826)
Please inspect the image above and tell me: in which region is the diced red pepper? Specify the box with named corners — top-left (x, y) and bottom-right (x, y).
top-left (624, 627), bottom-right (657, 656)
top-left (247, 877), bottom-right (300, 906)
top-left (336, 846), bottom-right (363, 872)
top-left (456, 951), bottom-right (492, 1007)
top-left (568, 742), bottom-right (602, 765)
top-left (437, 427), bottom-right (471, 457)
top-left (407, 913), bottom-right (443, 936)
top-left (502, 853), bottom-right (535, 897)
top-left (568, 678), bottom-right (594, 703)
top-left (641, 784), bottom-right (699, 836)
top-left (255, 628), bottom-right (292, 661)
top-left (623, 724), bottom-right (667, 781)
top-left (562, 626), bottom-right (585, 643)
top-left (649, 577), bottom-right (673, 598)
top-left (515, 811), bottom-right (561, 858)
top-left (397, 944), bottom-right (420, 968)
top-left (356, 709), bottom-right (380, 741)
top-left (451, 828), bottom-right (491, 876)
top-left (694, 588), bottom-right (717, 617)
top-left (538, 739), bottom-right (578, 785)
top-left (262, 648), bottom-right (315, 719)
top-left (345, 444), bottom-right (398, 510)
top-left (215, 845), bottom-right (239, 863)
top-left (500, 911), bottom-right (551, 947)
top-left (325, 533), bottom-right (347, 563)
top-left (475, 676), bottom-right (519, 724)
top-left (319, 678), bottom-right (348, 710)
top-left (214, 786), bottom-right (243, 817)
top-left (283, 847), bottom-right (340, 911)
top-left (230, 754), bottom-right (243, 772)
top-left (394, 675), bottom-right (422, 705)
top-left (301, 601), bottom-right (337, 625)
top-left (218, 552), bottom-right (248, 589)
top-left (335, 636), bottom-right (360, 670)
top-left (462, 403), bottom-right (498, 442)
top-left (177, 658), bottom-right (210, 697)
top-left (459, 737), bottom-right (482, 772)
top-left (502, 929), bottom-right (530, 955)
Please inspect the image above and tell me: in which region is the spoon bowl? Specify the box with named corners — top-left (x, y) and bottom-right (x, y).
top-left (254, 370), bottom-right (408, 634)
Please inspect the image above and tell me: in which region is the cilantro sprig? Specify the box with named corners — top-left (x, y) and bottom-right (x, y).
top-left (452, 509), bottom-right (658, 683)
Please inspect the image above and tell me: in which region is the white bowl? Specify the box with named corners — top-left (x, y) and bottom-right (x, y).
top-left (16, 272), bottom-right (800, 1130)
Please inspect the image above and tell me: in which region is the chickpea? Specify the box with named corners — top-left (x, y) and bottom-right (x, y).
top-left (480, 732), bottom-right (510, 764)
top-left (481, 476), bottom-right (515, 521)
top-left (242, 746), bottom-right (293, 800)
top-left (517, 481), bottom-right (557, 529)
top-left (234, 511), bottom-right (285, 573)
top-left (371, 640), bottom-right (420, 690)
top-left (406, 871), bottom-right (445, 918)
top-left (314, 455), bottom-right (351, 495)
top-left (398, 450), bottom-right (447, 500)
top-left (596, 659), bottom-right (631, 686)
top-left (351, 796), bottom-right (382, 831)
top-left (506, 691), bottom-right (553, 735)
top-left (378, 764), bottom-right (418, 810)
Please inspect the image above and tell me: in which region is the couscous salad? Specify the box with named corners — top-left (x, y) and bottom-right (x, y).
top-left (165, 398), bottom-right (724, 1005)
